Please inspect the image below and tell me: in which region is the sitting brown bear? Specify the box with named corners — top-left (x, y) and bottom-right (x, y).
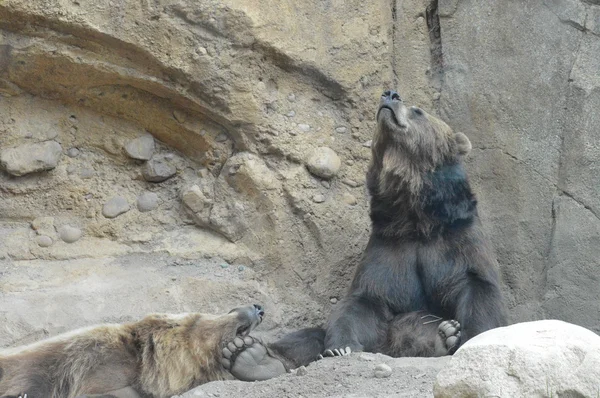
top-left (221, 90), bottom-right (507, 381)
top-left (0, 304), bottom-right (265, 398)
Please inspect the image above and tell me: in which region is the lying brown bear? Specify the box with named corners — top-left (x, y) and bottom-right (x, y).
top-left (0, 304), bottom-right (265, 398)
top-left (221, 90), bottom-right (507, 381)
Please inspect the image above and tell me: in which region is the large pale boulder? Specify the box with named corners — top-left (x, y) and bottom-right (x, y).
top-left (434, 320), bottom-right (600, 398)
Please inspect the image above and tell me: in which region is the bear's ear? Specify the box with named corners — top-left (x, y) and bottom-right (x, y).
top-left (455, 132), bottom-right (472, 156)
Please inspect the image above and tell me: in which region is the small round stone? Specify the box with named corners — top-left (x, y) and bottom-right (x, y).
top-left (335, 126), bottom-right (347, 134)
top-left (238, 265), bottom-right (245, 272)
top-left (287, 93), bottom-right (296, 102)
top-left (220, 264), bottom-right (229, 269)
top-left (66, 147), bottom-right (80, 157)
top-left (142, 158), bottom-right (176, 183)
top-left (36, 235), bottom-right (53, 247)
top-left (124, 133), bottom-right (155, 160)
top-left (215, 133), bottom-right (228, 142)
top-left (330, 297), bottom-right (338, 304)
top-left (58, 225), bottom-right (83, 243)
top-left (306, 147), bottom-right (341, 180)
top-left (102, 196), bottom-right (130, 218)
top-left (296, 366), bottom-right (308, 376)
top-left (298, 124), bottom-right (311, 132)
top-left (286, 110), bottom-right (296, 117)
top-left (374, 363), bottom-right (392, 378)
top-left (173, 110), bottom-right (186, 123)
top-left (343, 193), bottom-right (358, 206)
top-left (363, 140), bottom-right (373, 148)
top-left (312, 194), bottom-right (325, 203)
top-left (137, 192), bottom-right (159, 212)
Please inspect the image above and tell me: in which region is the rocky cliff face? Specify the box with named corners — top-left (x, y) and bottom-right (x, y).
top-left (1, 0), bottom-right (599, 346)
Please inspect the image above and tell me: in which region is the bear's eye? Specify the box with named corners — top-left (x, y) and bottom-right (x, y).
top-left (412, 107), bottom-right (424, 116)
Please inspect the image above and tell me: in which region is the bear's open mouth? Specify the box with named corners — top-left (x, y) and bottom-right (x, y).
top-left (236, 324), bottom-right (251, 336)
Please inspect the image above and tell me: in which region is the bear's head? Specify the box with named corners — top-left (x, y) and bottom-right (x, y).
top-left (368, 90), bottom-right (477, 237)
top-left (371, 90), bottom-right (471, 195)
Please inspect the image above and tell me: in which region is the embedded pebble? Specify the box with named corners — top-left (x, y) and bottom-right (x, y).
top-left (66, 148), bottom-right (80, 158)
top-left (374, 363), bottom-right (392, 378)
top-left (363, 140), bottom-right (373, 148)
top-left (173, 110), bottom-right (186, 123)
top-left (287, 93), bottom-right (296, 102)
top-left (286, 110), bottom-right (296, 117)
top-left (102, 196), bottom-right (130, 218)
top-left (35, 235), bottom-right (53, 247)
top-left (298, 124), bottom-right (311, 132)
top-left (58, 225), bottom-right (83, 243)
top-left (330, 297), bottom-right (338, 304)
top-left (137, 192), bottom-right (159, 212)
top-left (142, 158), bottom-right (176, 182)
top-left (31, 217), bottom-right (55, 234)
top-left (343, 193), bottom-right (358, 206)
top-left (312, 194), bottom-right (325, 203)
top-left (238, 265), bottom-right (246, 272)
top-left (215, 133), bottom-right (228, 142)
top-left (321, 181), bottom-right (331, 189)
top-left (79, 168), bottom-right (95, 179)
top-left (342, 179), bottom-right (362, 188)
top-left (0, 140), bottom-right (63, 176)
top-left (220, 264), bottom-right (229, 269)
top-left (124, 133), bottom-right (155, 160)
top-left (296, 366), bottom-right (308, 376)
top-left (359, 353), bottom-right (376, 361)
top-left (306, 147), bottom-right (341, 180)
top-left (335, 126), bottom-right (347, 133)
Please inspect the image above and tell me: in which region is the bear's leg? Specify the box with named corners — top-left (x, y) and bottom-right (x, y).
top-left (267, 327), bottom-right (325, 367)
top-left (324, 295), bottom-right (388, 355)
top-left (455, 275), bottom-right (507, 344)
top-left (384, 311), bottom-right (460, 357)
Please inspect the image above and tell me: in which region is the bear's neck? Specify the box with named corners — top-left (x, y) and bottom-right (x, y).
top-left (368, 162), bottom-right (477, 240)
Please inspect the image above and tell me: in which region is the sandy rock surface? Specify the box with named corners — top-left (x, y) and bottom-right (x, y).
top-left (178, 354), bottom-right (449, 398)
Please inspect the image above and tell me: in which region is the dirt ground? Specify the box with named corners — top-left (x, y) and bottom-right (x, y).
top-left (178, 353), bottom-right (449, 398)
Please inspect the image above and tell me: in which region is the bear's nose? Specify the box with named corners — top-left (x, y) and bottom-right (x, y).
top-left (253, 304), bottom-right (265, 317)
top-left (382, 90), bottom-right (401, 101)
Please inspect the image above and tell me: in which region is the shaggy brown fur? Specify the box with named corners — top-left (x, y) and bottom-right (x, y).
top-left (0, 304), bottom-right (264, 398)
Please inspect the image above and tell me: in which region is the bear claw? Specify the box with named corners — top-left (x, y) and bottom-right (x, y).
top-left (318, 346), bottom-right (352, 359)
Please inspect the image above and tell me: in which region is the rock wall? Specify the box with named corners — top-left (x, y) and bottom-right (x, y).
top-left (1, 0), bottom-right (599, 346)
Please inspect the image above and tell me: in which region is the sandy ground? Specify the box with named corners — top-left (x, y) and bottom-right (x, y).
top-left (178, 353), bottom-right (449, 398)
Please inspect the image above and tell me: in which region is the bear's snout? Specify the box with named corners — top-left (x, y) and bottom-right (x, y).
top-left (253, 304), bottom-right (265, 319)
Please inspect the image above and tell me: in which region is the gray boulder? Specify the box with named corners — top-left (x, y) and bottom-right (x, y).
top-left (434, 320), bottom-right (600, 398)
